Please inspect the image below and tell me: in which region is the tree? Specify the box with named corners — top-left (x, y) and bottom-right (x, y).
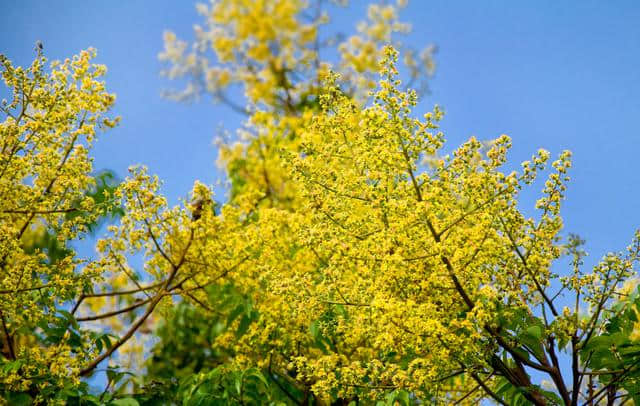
top-left (149, 1), bottom-right (445, 403)
top-left (153, 40), bottom-right (640, 404)
top-left (151, 1), bottom-right (640, 404)
top-left (0, 48), bottom-right (122, 402)
top-left (0, 45), bottom-right (250, 405)
top-left (2, 1), bottom-right (640, 405)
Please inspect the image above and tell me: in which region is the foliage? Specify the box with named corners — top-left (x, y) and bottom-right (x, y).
top-left (2, 1), bottom-right (640, 405)
top-left (0, 46), bottom-right (119, 402)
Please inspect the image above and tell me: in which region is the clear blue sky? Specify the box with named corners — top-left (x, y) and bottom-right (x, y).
top-left (2, 1), bottom-right (640, 302)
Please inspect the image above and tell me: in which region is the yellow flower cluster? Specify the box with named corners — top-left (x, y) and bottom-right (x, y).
top-left (0, 48), bottom-right (117, 393)
top-left (207, 46), bottom-right (640, 401)
top-left (4, 1), bottom-right (639, 403)
top-left (156, 3), bottom-right (640, 400)
top-left (159, 0), bottom-right (435, 108)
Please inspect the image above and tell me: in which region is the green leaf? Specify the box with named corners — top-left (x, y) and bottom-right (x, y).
top-left (246, 368), bottom-right (269, 389)
top-left (236, 314), bottom-right (252, 337)
top-left (583, 335), bottom-right (612, 352)
top-left (537, 386), bottom-right (564, 405)
top-left (4, 392), bottom-right (33, 406)
top-left (226, 304), bottom-right (244, 326)
top-left (110, 398), bottom-right (140, 406)
top-left (234, 374), bottom-right (242, 396)
top-left (3, 359), bottom-right (24, 374)
top-left (526, 325), bottom-right (543, 340)
top-left (309, 320), bottom-right (320, 340)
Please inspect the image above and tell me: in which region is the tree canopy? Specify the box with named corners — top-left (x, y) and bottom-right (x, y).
top-left (1, 1), bottom-right (640, 405)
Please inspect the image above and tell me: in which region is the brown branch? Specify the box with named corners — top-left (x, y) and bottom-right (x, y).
top-left (80, 228), bottom-right (195, 376)
top-left (0, 309), bottom-right (15, 359)
top-left (581, 358), bottom-right (640, 406)
top-left (546, 336), bottom-right (571, 405)
top-left (170, 254), bottom-right (249, 293)
top-left (268, 353), bottom-right (303, 405)
top-left (439, 336), bottom-right (509, 406)
top-left (344, 383), bottom-right (397, 389)
top-left (141, 217), bottom-right (176, 269)
top-left (214, 91), bottom-right (250, 116)
top-left (579, 369), bottom-right (626, 376)
top-left (571, 334), bottom-right (580, 406)
top-left (322, 300), bottom-right (370, 307)
top-left (395, 129), bottom-right (558, 404)
top-left (499, 217), bottom-right (559, 318)
top-left (76, 297), bottom-right (153, 322)
top-left (2, 207), bottom-right (80, 215)
top-left (397, 137), bottom-right (423, 202)
top-left (437, 187), bottom-right (510, 239)
top-left (469, 371), bottom-right (508, 406)
top-left (79, 293), bottom-right (164, 376)
top-left (305, 175), bottom-right (371, 202)
top-left (0, 283), bottom-right (52, 295)
top-left (109, 251), bottom-right (153, 301)
top-left (71, 295), bottom-right (85, 316)
top-left (0, 274), bottom-right (88, 295)
top-left (82, 281), bottom-right (164, 298)
top-left (17, 111), bottom-right (87, 240)
top-left (182, 291), bottom-right (218, 314)
top-left (580, 263), bottom-right (628, 345)
top-left (453, 385), bottom-right (481, 404)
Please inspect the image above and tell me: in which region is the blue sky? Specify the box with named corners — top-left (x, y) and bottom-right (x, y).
top-left (2, 0), bottom-right (640, 386)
